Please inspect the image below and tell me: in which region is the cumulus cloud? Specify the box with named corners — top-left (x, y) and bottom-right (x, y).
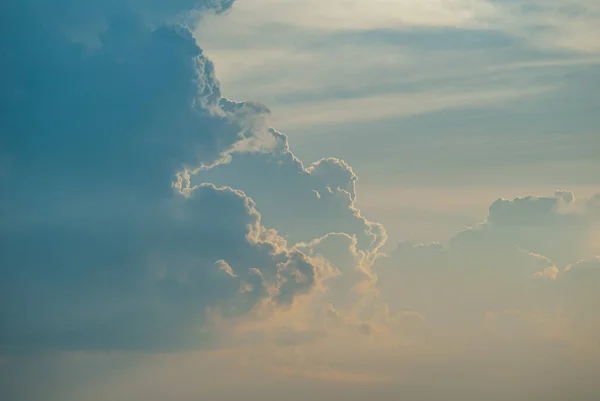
top-left (1, 178), bottom-right (330, 350)
top-left (194, 129), bottom-right (386, 253)
top-left (376, 191), bottom-right (600, 341)
top-left (0, 0), bottom-right (364, 352)
top-left (450, 191), bottom-right (596, 266)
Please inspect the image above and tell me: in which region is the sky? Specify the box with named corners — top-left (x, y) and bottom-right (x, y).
top-left (0, 1), bottom-right (599, 400)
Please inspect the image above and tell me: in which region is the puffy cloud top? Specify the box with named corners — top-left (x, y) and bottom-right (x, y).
top-left (0, 0), bottom-right (387, 353)
top-left (194, 129), bottom-right (386, 252)
top-left (376, 191), bottom-right (600, 336)
top-left (0, 0), bottom-right (344, 352)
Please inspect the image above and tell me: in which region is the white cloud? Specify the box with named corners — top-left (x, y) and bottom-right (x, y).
top-left (269, 85), bottom-right (552, 128)
top-left (211, 0), bottom-right (496, 32)
top-left (194, 0), bottom-right (600, 138)
top-left (491, 0), bottom-right (600, 54)
top-left (200, 0), bottom-right (600, 54)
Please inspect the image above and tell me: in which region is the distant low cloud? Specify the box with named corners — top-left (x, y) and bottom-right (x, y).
top-left (377, 190), bottom-right (600, 341)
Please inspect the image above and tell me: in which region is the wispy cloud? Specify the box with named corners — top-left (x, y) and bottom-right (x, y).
top-left (201, 0), bottom-right (600, 54)
top-left (270, 85), bottom-right (552, 128)
top-left (196, 0), bottom-right (600, 138)
top-left (216, 0), bottom-right (496, 31)
top-left (490, 0), bottom-right (600, 54)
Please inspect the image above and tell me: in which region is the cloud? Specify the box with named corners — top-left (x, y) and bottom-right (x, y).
top-left (1, 0), bottom-right (236, 31)
top-left (192, 0), bottom-right (600, 144)
top-left (203, 0), bottom-right (495, 33)
top-left (491, 0), bottom-right (600, 54)
top-left (0, 0), bottom-right (392, 356)
top-left (0, 0), bottom-right (354, 352)
top-left (376, 191), bottom-right (600, 338)
top-left (197, 0), bottom-right (600, 55)
top-left (0, 178), bottom-right (331, 350)
top-left (557, 256), bottom-right (600, 339)
top-left (450, 191), bottom-right (596, 265)
top-left (193, 129), bottom-right (386, 253)
top-left (2, 18), bottom-right (236, 199)
top-left (2, 0), bottom-right (600, 400)
top-left (268, 85), bottom-right (552, 129)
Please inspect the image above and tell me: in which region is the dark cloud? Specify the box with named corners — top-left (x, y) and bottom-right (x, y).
top-left (1, 0), bottom-right (235, 33)
top-left (0, 0), bottom-right (327, 352)
top-left (0, 0), bottom-right (389, 355)
top-left (0, 181), bottom-right (321, 351)
top-left (1, 16), bottom-right (234, 201)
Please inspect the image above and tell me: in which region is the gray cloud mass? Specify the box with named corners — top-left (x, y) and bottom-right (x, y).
top-left (0, 0), bottom-right (346, 352)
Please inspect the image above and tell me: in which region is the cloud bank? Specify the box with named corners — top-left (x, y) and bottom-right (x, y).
top-left (0, 0), bottom-right (382, 353)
